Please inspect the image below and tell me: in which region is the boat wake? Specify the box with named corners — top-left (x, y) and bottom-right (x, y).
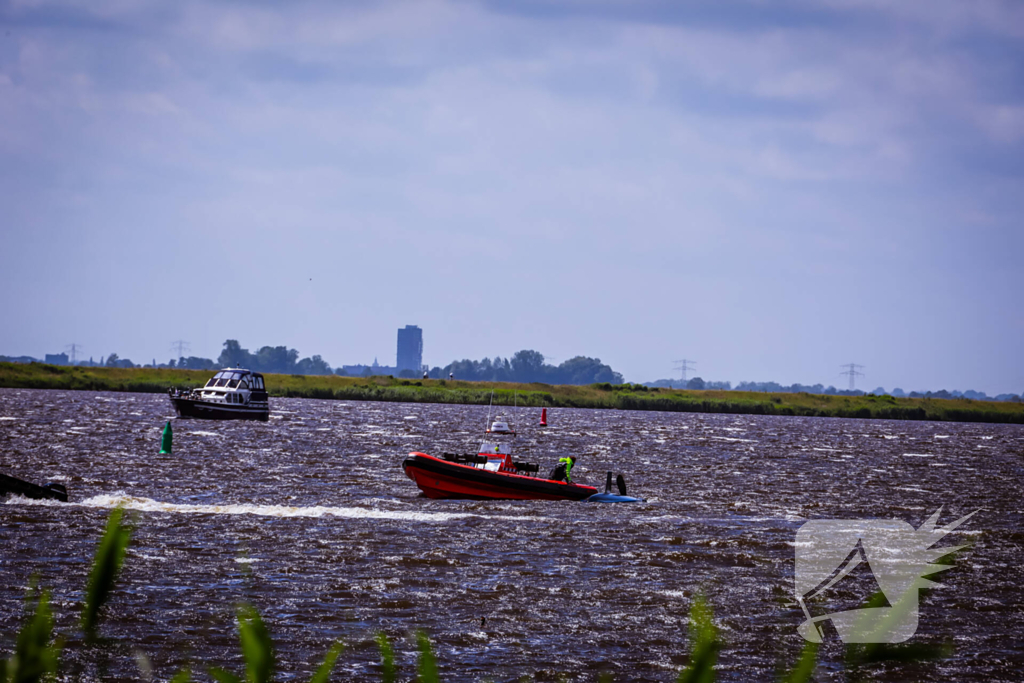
top-left (5, 493), bottom-right (546, 524)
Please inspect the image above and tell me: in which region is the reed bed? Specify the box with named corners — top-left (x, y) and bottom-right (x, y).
top-left (2, 362), bottom-right (1022, 424)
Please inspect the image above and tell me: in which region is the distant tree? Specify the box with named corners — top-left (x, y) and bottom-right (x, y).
top-left (553, 356), bottom-right (623, 385)
top-left (219, 340), bottom-right (255, 369)
top-left (254, 346), bottom-right (299, 374)
top-left (178, 356), bottom-right (216, 370)
top-left (437, 352), bottom-right (622, 386)
top-left (891, 387), bottom-right (906, 397)
top-left (105, 353), bottom-right (119, 367)
top-left (295, 354), bottom-right (332, 376)
top-left (511, 350), bottom-right (546, 382)
top-left (687, 377), bottom-right (706, 390)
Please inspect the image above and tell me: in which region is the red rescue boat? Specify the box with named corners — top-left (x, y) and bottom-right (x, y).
top-left (403, 443), bottom-right (597, 501)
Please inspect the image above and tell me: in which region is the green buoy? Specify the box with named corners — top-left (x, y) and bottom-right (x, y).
top-left (159, 420), bottom-right (172, 454)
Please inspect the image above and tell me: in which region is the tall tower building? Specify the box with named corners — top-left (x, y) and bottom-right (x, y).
top-left (396, 325), bottom-right (423, 373)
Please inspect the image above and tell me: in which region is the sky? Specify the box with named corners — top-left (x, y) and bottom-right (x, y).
top-left (1, 0), bottom-right (1022, 394)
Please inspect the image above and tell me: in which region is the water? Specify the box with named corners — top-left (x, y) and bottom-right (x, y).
top-left (1, 388), bottom-right (1022, 681)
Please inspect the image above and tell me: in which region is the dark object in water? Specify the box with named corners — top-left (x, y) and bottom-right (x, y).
top-left (1, 472), bottom-right (68, 502)
top-left (588, 471), bottom-right (642, 503)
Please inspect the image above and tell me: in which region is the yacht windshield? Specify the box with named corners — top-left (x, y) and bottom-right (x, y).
top-left (227, 379), bottom-right (239, 388)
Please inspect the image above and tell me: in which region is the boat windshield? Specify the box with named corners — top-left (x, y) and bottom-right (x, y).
top-left (478, 442), bottom-right (512, 455)
top-left (227, 379), bottom-right (239, 388)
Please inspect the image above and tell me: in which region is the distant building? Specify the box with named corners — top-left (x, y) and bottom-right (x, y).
top-left (44, 353), bottom-right (69, 365)
top-left (396, 325), bottom-right (423, 374)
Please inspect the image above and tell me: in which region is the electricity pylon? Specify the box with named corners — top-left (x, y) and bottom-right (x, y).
top-left (674, 359), bottom-right (697, 382)
top-left (839, 363), bottom-right (865, 391)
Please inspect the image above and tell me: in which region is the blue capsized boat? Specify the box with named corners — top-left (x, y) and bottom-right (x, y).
top-left (586, 473), bottom-right (644, 503)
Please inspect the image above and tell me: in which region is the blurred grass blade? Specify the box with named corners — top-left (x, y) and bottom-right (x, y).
top-left (307, 641), bottom-right (342, 683)
top-left (779, 640), bottom-right (818, 683)
top-left (209, 667), bottom-right (242, 683)
top-left (376, 633), bottom-right (396, 683)
top-left (134, 648), bottom-right (153, 682)
top-left (169, 666), bottom-right (192, 683)
top-left (416, 630), bottom-right (439, 683)
top-left (8, 588), bottom-right (61, 683)
top-left (81, 507), bottom-right (133, 639)
top-left (237, 605), bottom-right (275, 683)
top-left (678, 594), bottom-right (720, 683)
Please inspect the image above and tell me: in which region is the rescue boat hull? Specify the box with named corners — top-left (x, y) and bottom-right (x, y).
top-left (403, 453), bottom-right (597, 501)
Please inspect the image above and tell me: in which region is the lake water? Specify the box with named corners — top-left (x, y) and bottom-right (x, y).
top-left (1, 388), bottom-right (1022, 681)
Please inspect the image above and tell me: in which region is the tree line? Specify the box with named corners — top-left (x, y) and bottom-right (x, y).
top-left (148, 341), bottom-right (625, 386)
top-left (424, 350), bottom-right (623, 385)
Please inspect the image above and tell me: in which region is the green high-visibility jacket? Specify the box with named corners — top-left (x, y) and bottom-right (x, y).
top-left (559, 457), bottom-right (574, 483)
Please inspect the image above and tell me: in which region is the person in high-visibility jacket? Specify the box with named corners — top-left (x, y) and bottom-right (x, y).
top-left (558, 456), bottom-right (577, 483)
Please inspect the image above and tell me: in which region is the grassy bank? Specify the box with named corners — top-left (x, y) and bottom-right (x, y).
top-left (2, 362), bottom-right (1022, 424)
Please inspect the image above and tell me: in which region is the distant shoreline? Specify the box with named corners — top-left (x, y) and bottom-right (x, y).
top-left (1, 362), bottom-right (1022, 424)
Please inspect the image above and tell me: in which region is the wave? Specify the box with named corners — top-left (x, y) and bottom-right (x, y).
top-left (6, 493), bottom-right (548, 524)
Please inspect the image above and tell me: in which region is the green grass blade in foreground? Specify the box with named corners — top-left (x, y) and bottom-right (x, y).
top-left (5, 587), bottom-right (61, 683)
top-left (376, 633), bottom-right (396, 683)
top-left (208, 668), bottom-right (242, 683)
top-left (307, 641), bottom-right (342, 683)
top-left (237, 605), bottom-right (275, 683)
top-left (416, 631), bottom-right (440, 683)
top-left (81, 507), bottom-right (133, 639)
top-left (778, 641), bottom-right (818, 683)
top-left (678, 594), bottom-right (721, 683)
top-left (169, 667), bottom-right (191, 683)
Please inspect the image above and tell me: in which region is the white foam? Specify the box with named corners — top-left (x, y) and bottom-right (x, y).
top-left (6, 493), bottom-right (547, 524)
top-left (902, 453), bottom-right (934, 457)
top-left (0, 417), bottom-right (18, 421)
top-left (187, 431), bottom-right (222, 438)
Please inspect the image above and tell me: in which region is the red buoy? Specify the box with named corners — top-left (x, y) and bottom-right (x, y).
top-left (540, 408), bottom-right (548, 426)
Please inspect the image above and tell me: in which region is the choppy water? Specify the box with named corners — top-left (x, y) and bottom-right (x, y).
top-left (1, 388), bottom-right (1022, 682)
